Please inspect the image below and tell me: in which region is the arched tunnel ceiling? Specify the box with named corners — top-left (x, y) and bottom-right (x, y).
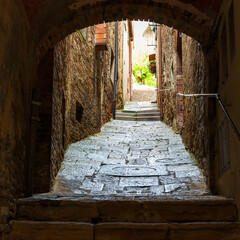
top-left (21, 0), bottom-right (222, 60)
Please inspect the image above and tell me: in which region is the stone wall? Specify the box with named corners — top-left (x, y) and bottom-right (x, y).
top-left (181, 35), bottom-right (209, 182)
top-left (159, 25), bottom-right (178, 130)
top-left (116, 22), bottom-right (124, 110)
top-left (0, 0), bottom-right (34, 224)
top-left (51, 23), bottom-right (119, 188)
top-left (215, 0), bottom-right (240, 214)
top-left (157, 25), bottom-right (210, 185)
top-left (120, 21), bottom-right (131, 105)
top-left (97, 22), bottom-right (114, 124)
top-left (0, 0), bottom-right (220, 202)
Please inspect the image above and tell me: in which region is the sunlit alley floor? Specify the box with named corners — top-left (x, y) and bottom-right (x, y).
top-left (53, 112), bottom-right (208, 197)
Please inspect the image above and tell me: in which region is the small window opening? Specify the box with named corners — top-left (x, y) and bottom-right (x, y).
top-left (163, 54), bottom-right (166, 69)
top-left (76, 101), bottom-right (84, 123)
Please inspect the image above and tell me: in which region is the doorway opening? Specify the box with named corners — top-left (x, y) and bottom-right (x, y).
top-left (132, 21), bottom-right (157, 103)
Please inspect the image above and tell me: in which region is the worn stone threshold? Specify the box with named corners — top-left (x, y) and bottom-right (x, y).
top-left (17, 193), bottom-right (237, 223)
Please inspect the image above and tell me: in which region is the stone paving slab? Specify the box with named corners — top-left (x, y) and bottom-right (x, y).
top-left (99, 165), bottom-right (168, 177)
top-left (119, 177), bottom-right (159, 187)
top-left (53, 115), bottom-right (208, 197)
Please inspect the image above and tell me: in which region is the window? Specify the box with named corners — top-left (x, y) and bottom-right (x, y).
top-left (76, 101), bottom-right (83, 123)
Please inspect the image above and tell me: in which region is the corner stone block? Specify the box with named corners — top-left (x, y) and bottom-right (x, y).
top-left (9, 221), bottom-right (94, 240)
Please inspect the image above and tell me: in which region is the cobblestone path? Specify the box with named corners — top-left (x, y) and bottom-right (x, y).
top-left (53, 120), bottom-right (207, 197)
top-left (132, 83), bottom-right (156, 102)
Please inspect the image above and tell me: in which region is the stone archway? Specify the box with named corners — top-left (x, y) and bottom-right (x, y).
top-left (23, 0), bottom-right (221, 63)
top-left (0, 0), bottom-right (221, 200)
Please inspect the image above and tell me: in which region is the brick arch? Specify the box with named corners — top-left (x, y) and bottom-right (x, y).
top-left (23, 0), bottom-right (221, 63)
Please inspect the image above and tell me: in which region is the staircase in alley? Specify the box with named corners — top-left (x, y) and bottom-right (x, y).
top-left (116, 102), bottom-right (161, 121)
top-left (9, 107), bottom-right (240, 239)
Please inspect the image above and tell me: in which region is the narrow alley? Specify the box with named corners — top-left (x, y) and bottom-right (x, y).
top-left (2, 1), bottom-right (240, 239)
top-left (53, 102), bottom-right (207, 197)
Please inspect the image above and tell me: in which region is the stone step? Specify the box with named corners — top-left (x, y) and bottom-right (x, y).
top-left (115, 109), bottom-right (161, 121)
top-left (115, 116), bottom-right (161, 121)
top-left (118, 109), bottom-right (160, 114)
top-left (9, 221), bottom-right (240, 240)
top-left (16, 195), bottom-right (237, 223)
top-left (9, 221), bottom-right (93, 240)
top-left (116, 111), bottom-right (160, 117)
top-left (96, 222), bottom-right (240, 240)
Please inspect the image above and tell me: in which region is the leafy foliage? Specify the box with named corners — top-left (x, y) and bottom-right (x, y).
top-left (133, 55), bottom-right (156, 88)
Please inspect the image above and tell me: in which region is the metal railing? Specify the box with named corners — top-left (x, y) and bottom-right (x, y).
top-left (177, 92), bottom-right (240, 141)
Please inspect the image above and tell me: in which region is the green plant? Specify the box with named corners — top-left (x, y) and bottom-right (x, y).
top-left (147, 60), bottom-right (156, 72)
top-left (77, 30), bottom-right (92, 50)
top-left (133, 63), bottom-right (148, 84)
top-left (133, 55), bottom-right (156, 88)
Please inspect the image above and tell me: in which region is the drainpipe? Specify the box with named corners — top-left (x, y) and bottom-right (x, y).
top-left (158, 25), bottom-right (163, 120)
top-left (113, 21), bottom-right (118, 119)
top-left (175, 30), bottom-right (183, 130)
top-left (127, 20), bottom-right (133, 101)
top-left (129, 40), bottom-right (133, 101)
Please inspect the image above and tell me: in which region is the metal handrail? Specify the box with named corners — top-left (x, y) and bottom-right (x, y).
top-left (177, 93), bottom-right (217, 97)
top-left (177, 92), bottom-right (240, 141)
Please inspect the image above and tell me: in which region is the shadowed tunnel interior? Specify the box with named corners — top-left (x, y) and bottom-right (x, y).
top-left (22, 0), bottom-right (222, 196)
top-left (1, 0), bottom-right (240, 239)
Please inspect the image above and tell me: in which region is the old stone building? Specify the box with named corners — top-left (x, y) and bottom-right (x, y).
top-left (30, 22), bottom-right (124, 194)
top-left (156, 25), bottom-right (210, 186)
top-left (51, 23), bottom-right (118, 192)
top-left (1, 0), bottom-right (240, 239)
